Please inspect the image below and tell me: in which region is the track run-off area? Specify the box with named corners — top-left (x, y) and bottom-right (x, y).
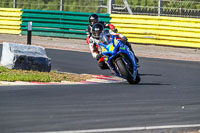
top-left (0, 44), bottom-right (200, 133)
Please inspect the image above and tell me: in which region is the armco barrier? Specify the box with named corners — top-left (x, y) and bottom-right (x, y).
top-left (21, 9), bottom-right (111, 39)
top-left (0, 8), bottom-right (22, 34)
top-left (110, 14), bottom-right (200, 48)
top-left (1, 8), bottom-right (200, 48)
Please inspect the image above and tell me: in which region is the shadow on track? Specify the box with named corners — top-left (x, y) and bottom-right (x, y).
top-left (138, 73), bottom-right (170, 85)
top-left (138, 83), bottom-right (170, 85)
top-left (140, 73), bottom-right (162, 76)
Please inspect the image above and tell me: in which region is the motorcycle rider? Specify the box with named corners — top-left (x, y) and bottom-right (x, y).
top-left (86, 14), bottom-right (116, 48)
top-left (86, 14), bottom-right (115, 69)
top-left (91, 23), bottom-right (138, 70)
top-left (86, 14), bottom-right (138, 69)
top-left (90, 23), bottom-right (109, 69)
top-left (86, 14), bottom-right (114, 44)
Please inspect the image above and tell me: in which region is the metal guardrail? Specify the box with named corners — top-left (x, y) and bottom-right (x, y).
top-left (20, 9), bottom-right (111, 39)
top-left (0, 8), bottom-right (22, 34)
top-left (1, 7), bottom-right (200, 48)
top-left (110, 14), bottom-right (200, 48)
top-left (0, 8), bottom-right (111, 39)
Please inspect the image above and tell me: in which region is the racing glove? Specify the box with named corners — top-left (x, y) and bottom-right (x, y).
top-left (121, 36), bottom-right (128, 44)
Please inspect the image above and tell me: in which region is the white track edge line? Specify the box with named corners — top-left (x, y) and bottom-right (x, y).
top-left (30, 123), bottom-right (200, 133)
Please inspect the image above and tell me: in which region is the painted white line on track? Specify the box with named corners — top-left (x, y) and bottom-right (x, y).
top-left (30, 124), bottom-right (200, 133)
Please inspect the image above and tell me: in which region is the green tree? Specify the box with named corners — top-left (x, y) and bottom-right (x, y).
top-left (0, 0), bottom-right (12, 8)
top-left (44, 0), bottom-right (59, 10)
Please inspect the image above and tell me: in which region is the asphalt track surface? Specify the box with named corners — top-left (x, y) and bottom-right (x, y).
top-left (0, 46), bottom-right (200, 133)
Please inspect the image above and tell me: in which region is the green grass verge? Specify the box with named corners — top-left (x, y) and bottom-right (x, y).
top-left (0, 66), bottom-right (92, 82)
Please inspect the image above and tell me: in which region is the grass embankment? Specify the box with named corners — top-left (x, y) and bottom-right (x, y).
top-left (0, 66), bottom-right (92, 82)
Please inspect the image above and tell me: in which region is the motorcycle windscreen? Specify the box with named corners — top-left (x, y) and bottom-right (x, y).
top-left (99, 32), bottom-right (111, 45)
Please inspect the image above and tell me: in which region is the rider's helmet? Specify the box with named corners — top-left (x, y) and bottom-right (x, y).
top-left (89, 14), bottom-right (99, 25)
top-left (108, 24), bottom-right (118, 33)
top-left (92, 23), bottom-right (104, 39)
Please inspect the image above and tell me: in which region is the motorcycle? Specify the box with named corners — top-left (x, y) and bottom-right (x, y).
top-left (98, 31), bottom-right (140, 84)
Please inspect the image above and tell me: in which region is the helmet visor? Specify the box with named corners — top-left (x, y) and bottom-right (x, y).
top-left (89, 18), bottom-right (99, 25)
top-left (92, 31), bottom-right (101, 39)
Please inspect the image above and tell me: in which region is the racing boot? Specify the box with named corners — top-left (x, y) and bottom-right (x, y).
top-left (96, 54), bottom-right (109, 70)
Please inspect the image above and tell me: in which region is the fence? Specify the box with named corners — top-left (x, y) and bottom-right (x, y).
top-left (1, 0), bottom-right (200, 18)
top-left (110, 14), bottom-right (200, 48)
top-left (0, 0), bottom-right (108, 13)
top-left (112, 0), bottom-right (200, 18)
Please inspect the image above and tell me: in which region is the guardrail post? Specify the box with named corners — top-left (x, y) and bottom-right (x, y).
top-left (27, 22), bottom-right (32, 45)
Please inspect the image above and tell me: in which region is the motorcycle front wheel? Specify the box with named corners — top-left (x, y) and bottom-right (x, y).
top-left (115, 57), bottom-right (136, 84)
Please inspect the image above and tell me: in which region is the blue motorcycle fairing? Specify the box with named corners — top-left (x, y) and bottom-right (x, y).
top-left (98, 35), bottom-right (138, 80)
